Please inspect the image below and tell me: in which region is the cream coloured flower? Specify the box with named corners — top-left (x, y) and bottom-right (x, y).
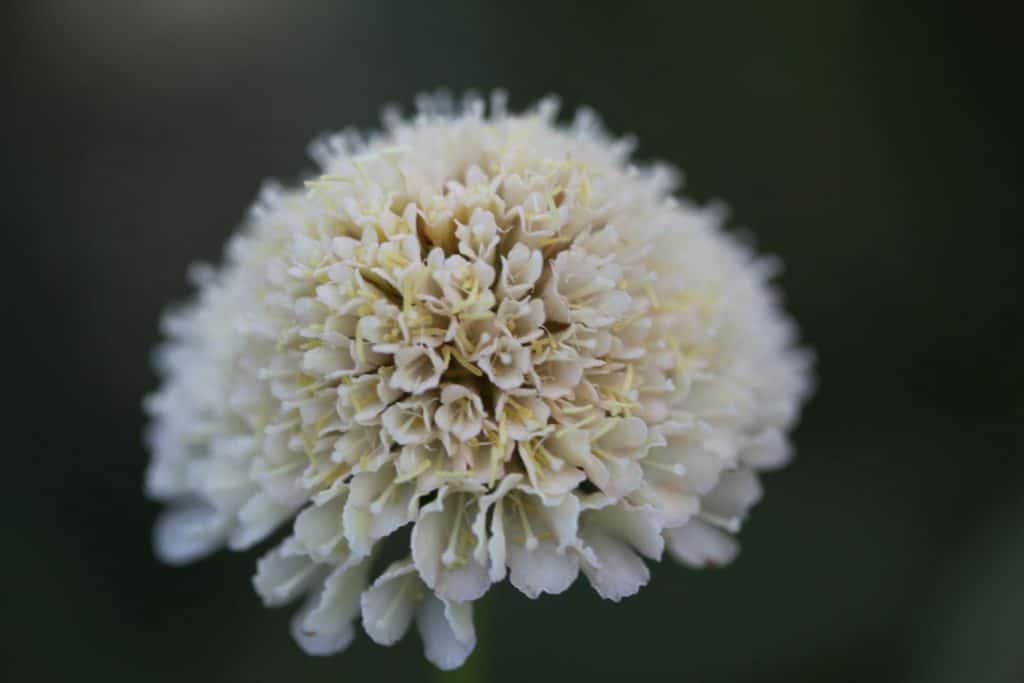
top-left (145, 92), bottom-right (812, 670)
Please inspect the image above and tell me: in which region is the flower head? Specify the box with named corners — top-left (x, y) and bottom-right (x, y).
top-left (145, 92), bottom-right (812, 670)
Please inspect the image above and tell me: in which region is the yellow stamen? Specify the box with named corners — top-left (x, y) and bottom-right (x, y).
top-left (394, 459), bottom-right (431, 484)
top-left (590, 418), bottom-right (618, 442)
top-left (643, 281), bottom-right (661, 309)
top-left (442, 345), bottom-right (483, 376)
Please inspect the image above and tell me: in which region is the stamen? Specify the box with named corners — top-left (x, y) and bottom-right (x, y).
top-left (643, 281), bottom-right (661, 309)
top-left (590, 418), bottom-right (619, 442)
top-left (645, 460), bottom-right (687, 476)
top-left (395, 459), bottom-right (431, 484)
top-left (370, 482), bottom-right (397, 514)
top-left (443, 345), bottom-right (483, 376)
top-left (514, 497), bottom-right (539, 551)
top-left (442, 499), bottom-right (466, 567)
top-left (558, 402), bottom-right (593, 416)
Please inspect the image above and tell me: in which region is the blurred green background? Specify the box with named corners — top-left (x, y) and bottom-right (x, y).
top-left (6, 1), bottom-right (1021, 681)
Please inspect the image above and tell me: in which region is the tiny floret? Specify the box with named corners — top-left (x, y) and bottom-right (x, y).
top-left (145, 92), bottom-right (811, 670)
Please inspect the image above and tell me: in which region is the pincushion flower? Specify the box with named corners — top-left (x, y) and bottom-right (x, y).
top-left (145, 92), bottom-right (812, 670)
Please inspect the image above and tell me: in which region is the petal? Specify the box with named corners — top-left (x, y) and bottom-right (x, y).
top-left (740, 428), bottom-right (792, 470)
top-left (144, 448), bottom-right (188, 501)
top-left (470, 474), bottom-right (522, 572)
top-left (290, 560), bottom-right (369, 656)
top-left (631, 481), bottom-right (700, 527)
top-left (153, 504), bottom-right (229, 566)
top-left (430, 543), bottom-right (490, 603)
top-left (418, 596), bottom-right (476, 671)
top-left (486, 497), bottom-right (508, 583)
top-left (650, 436), bottom-right (725, 497)
top-left (579, 527), bottom-right (650, 602)
top-left (410, 490), bottom-right (449, 590)
top-left (200, 454), bottom-right (256, 511)
top-left (412, 490), bottom-right (491, 602)
top-left (303, 345), bottom-right (355, 379)
top-left (253, 544), bottom-right (328, 607)
top-left (664, 519), bottom-right (739, 568)
top-left (599, 417), bottom-right (648, 454)
top-left (291, 609), bottom-right (355, 657)
top-left (293, 495), bottom-right (351, 564)
top-left (391, 346), bottom-right (446, 394)
top-left (229, 492), bottom-right (296, 551)
top-left (343, 470), bottom-right (415, 555)
top-left (519, 448), bottom-right (585, 498)
top-left (599, 456), bottom-right (644, 498)
top-left (381, 397), bottom-right (437, 446)
top-left (250, 449), bottom-right (306, 507)
top-left (586, 503), bottom-right (664, 560)
top-left (360, 560), bottom-right (420, 646)
top-left (701, 468), bottom-right (763, 532)
top-left (546, 429), bottom-right (607, 490)
top-left (536, 489), bottom-right (581, 552)
top-left (508, 540), bottom-right (579, 598)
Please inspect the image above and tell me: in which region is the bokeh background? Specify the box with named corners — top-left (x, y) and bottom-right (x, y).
top-left (6, 1), bottom-right (1021, 681)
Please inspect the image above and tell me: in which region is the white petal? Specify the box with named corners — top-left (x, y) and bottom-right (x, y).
top-left (471, 474), bottom-right (522, 572)
top-left (541, 492), bottom-right (582, 551)
top-left (599, 456), bottom-right (644, 498)
top-left (664, 519), bottom-right (739, 568)
top-left (579, 527), bottom-right (650, 602)
top-left (518, 442), bottom-right (586, 498)
top-left (546, 429), bottom-right (608, 492)
top-left (701, 468), bottom-right (763, 531)
top-left (253, 544), bottom-right (328, 607)
top-left (486, 497), bottom-right (509, 583)
top-left (410, 492), bottom-right (447, 588)
top-left (381, 396), bottom-right (437, 446)
top-left (418, 595), bottom-right (476, 671)
top-left (429, 545), bottom-right (490, 603)
top-left (477, 336), bottom-right (529, 391)
top-left (343, 470), bottom-right (415, 555)
top-left (586, 503), bottom-right (664, 560)
top-left (631, 481), bottom-right (700, 527)
top-left (360, 560), bottom-right (420, 646)
top-left (508, 540), bottom-right (579, 598)
top-left (648, 436), bottom-right (726, 497)
top-left (290, 560), bottom-right (369, 656)
top-left (291, 610), bottom-right (355, 656)
top-left (740, 428), bottom-right (792, 470)
top-left (411, 490), bottom-right (491, 602)
top-left (144, 446), bottom-right (187, 501)
top-left (153, 504), bottom-right (228, 566)
top-left (598, 417), bottom-right (648, 454)
top-left (229, 492), bottom-right (296, 551)
top-left (390, 346), bottom-right (446, 394)
top-left (293, 495), bottom-right (351, 564)
top-left (303, 345), bottom-right (355, 379)
top-left (199, 454), bottom-right (255, 510)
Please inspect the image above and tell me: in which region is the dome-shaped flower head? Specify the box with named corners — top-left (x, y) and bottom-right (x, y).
top-left (145, 92), bottom-right (812, 670)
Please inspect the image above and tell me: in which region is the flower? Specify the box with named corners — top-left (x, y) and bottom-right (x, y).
top-left (145, 92), bottom-right (812, 670)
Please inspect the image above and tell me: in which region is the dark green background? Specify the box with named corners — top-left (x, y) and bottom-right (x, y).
top-left (6, 1), bottom-right (1021, 681)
